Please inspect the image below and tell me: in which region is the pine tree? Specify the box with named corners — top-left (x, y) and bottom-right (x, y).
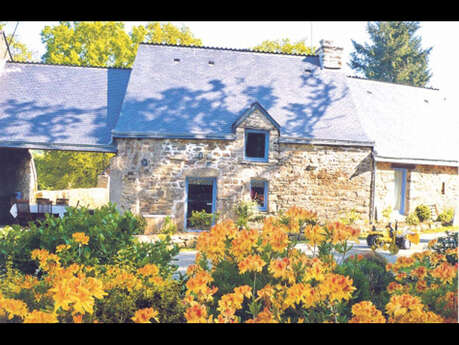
top-left (350, 22), bottom-right (432, 87)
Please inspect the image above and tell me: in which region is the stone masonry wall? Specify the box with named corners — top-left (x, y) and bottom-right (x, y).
top-left (375, 162), bottom-right (459, 218)
top-left (110, 109), bottom-right (373, 232)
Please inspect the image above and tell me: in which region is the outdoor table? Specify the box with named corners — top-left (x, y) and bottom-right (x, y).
top-left (10, 204), bottom-right (68, 219)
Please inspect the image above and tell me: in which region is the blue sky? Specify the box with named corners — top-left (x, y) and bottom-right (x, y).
top-left (3, 21), bottom-right (458, 98)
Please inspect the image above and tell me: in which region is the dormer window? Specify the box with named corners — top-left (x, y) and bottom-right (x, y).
top-left (244, 129), bottom-right (269, 162)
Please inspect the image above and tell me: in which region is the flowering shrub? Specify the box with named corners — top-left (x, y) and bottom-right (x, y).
top-left (385, 245), bottom-right (458, 323)
top-left (0, 235), bottom-right (184, 323)
top-left (183, 210), bottom-right (362, 323)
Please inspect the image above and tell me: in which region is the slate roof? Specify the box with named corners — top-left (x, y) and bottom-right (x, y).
top-left (113, 43), bottom-right (373, 146)
top-left (0, 43), bottom-right (457, 166)
top-left (0, 61), bottom-right (131, 152)
top-left (346, 76), bottom-right (459, 165)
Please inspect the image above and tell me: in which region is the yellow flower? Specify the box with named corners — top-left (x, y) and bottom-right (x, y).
top-left (349, 301), bottom-right (386, 323)
top-left (72, 232), bottom-right (89, 245)
top-left (131, 307), bottom-right (159, 323)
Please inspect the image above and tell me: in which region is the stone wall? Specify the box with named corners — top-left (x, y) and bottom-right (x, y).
top-left (375, 162), bottom-right (459, 219)
top-left (0, 148), bottom-right (37, 224)
top-left (36, 188), bottom-right (109, 209)
top-left (110, 109), bottom-right (373, 232)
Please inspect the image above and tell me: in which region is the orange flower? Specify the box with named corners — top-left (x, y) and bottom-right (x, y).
top-left (0, 298), bottom-right (29, 320)
top-left (56, 244), bottom-right (71, 253)
top-left (387, 282), bottom-right (405, 294)
top-left (131, 307), bottom-right (159, 323)
top-left (238, 255), bottom-right (266, 274)
top-left (246, 307), bottom-right (278, 323)
top-left (349, 301), bottom-right (386, 323)
top-left (23, 310), bottom-right (58, 323)
top-left (319, 273), bottom-right (356, 303)
top-left (185, 304), bottom-right (209, 323)
top-left (430, 262), bottom-right (457, 284)
top-left (72, 232), bottom-right (89, 245)
top-left (137, 264), bottom-right (160, 277)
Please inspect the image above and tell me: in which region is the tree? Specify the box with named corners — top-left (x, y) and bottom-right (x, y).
top-left (252, 38), bottom-right (316, 55)
top-left (0, 22), bottom-right (33, 62)
top-left (38, 21), bottom-right (202, 189)
top-left (34, 151), bottom-right (114, 190)
top-left (41, 21), bottom-right (202, 68)
top-left (349, 22), bottom-right (432, 87)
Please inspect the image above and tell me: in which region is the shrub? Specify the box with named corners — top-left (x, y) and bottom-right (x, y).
top-left (183, 210), bottom-right (362, 323)
top-left (0, 203), bottom-right (179, 275)
top-left (233, 200), bottom-right (260, 229)
top-left (160, 216), bottom-right (178, 235)
top-left (405, 212), bottom-right (420, 226)
top-left (415, 205), bottom-right (431, 223)
top-left (188, 210), bottom-right (219, 230)
top-left (437, 208), bottom-right (455, 226)
top-left (0, 244), bottom-right (185, 323)
top-left (428, 232), bottom-right (458, 265)
top-left (335, 254), bottom-right (394, 318)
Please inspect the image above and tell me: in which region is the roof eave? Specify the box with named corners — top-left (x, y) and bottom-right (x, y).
top-left (375, 155), bottom-right (459, 168)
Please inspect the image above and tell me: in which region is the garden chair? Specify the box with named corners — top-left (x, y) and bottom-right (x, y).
top-left (36, 198), bottom-right (53, 220)
top-left (16, 199), bottom-right (33, 226)
top-left (56, 198), bottom-right (69, 206)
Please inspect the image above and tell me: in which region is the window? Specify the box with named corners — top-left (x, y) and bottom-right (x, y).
top-left (441, 182), bottom-right (446, 195)
top-left (245, 129), bottom-right (269, 162)
top-left (250, 180), bottom-right (268, 211)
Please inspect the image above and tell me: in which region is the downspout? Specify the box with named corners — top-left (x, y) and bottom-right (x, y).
top-left (369, 149), bottom-right (377, 223)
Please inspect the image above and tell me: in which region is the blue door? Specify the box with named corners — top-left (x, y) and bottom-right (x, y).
top-left (185, 177), bottom-right (217, 231)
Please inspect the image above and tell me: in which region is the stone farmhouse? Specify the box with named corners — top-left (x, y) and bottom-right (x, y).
top-left (0, 31), bottom-right (457, 230)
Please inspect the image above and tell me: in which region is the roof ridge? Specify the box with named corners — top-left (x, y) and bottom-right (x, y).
top-left (6, 60), bottom-right (132, 70)
top-left (139, 42), bottom-right (319, 58)
top-left (346, 74), bottom-right (439, 91)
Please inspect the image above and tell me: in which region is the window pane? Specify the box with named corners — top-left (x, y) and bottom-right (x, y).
top-left (246, 132), bottom-right (266, 158)
top-left (251, 181), bottom-right (266, 208)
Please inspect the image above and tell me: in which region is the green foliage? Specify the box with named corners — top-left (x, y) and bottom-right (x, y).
top-left (350, 21), bottom-right (432, 87)
top-left (382, 206), bottom-right (392, 221)
top-left (334, 254), bottom-right (394, 318)
top-left (339, 209), bottom-right (361, 225)
top-left (160, 216), bottom-right (178, 235)
top-left (94, 277), bottom-right (185, 323)
top-left (114, 238), bottom-right (180, 278)
top-left (406, 212), bottom-right (420, 226)
top-left (233, 200), bottom-right (260, 229)
top-left (33, 150), bottom-right (114, 190)
top-left (430, 232), bottom-right (458, 265)
top-left (415, 204), bottom-right (431, 223)
top-left (0, 203), bottom-right (179, 275)
top-left (437, 208), bottom-right (455, 226)
top-left (41, 21), bottom-right (202, 68)
top-left (252, 38), bottom-right (316, 55)
top-left (188, 210), bottom-right (219, 230)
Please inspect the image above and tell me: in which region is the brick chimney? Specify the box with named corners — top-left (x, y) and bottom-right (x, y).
top-left (318, 39), bottom-right (343, 70)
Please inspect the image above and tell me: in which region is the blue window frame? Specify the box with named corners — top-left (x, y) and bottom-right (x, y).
top-left (184, 177), bottom-right (217, 231)
top-left (250, 180), bottom-right (268, 211)
top-left (244, 129), bottom-right (269, 162)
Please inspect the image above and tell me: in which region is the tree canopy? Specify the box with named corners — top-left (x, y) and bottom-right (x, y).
top-left (252, 38), bottom-right (316, 55)
top-left (349, 21), bottom-right (432, 87)
top-left (41, 21), bottom-right (202, 68)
